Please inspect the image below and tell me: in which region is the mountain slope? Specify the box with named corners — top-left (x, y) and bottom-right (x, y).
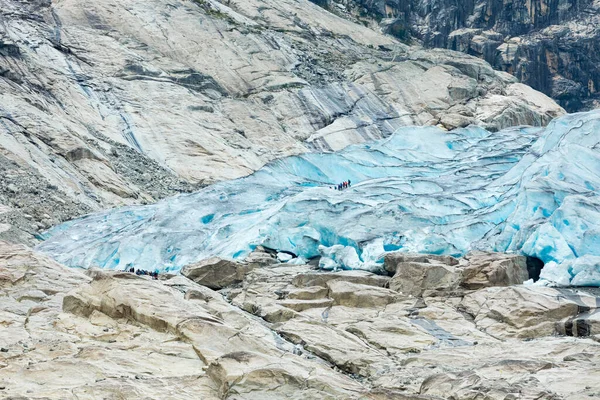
top-left (325, 0), bottom-right (600, 112)
top-left (0, 0), bottom-right (563, 244)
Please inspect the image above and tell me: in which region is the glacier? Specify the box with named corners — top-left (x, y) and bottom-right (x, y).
top-left (36, 111), bottom-right (600, 286)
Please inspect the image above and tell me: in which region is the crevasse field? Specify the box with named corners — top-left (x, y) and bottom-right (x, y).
top-left (37, 111), bottom-right (600, 286)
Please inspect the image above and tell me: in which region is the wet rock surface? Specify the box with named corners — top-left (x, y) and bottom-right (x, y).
top-left (2, 242), bottom-right (600, 398)
top-left (0, 0), bottom-right (564, 244)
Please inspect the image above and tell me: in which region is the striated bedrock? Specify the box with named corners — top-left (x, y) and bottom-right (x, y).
top-left (37, 111), bottom-right (600, 287)
top-left (2, 241), bottom-right (599, 399)
top-left (318, 0), bottom-right (600, 112)
top-left (0, 0), bottom-right (563, 244)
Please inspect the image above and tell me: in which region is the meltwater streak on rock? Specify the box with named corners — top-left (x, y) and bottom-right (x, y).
top-left (37, 111), bottom-right (600, 286)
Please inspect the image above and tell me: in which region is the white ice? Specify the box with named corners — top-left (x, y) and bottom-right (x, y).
top-left (36, 111), bottom-right (600, 286)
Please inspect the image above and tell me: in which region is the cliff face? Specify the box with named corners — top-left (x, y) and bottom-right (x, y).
top-left (0, 0), bottom-right (563, 244)
top-left (322, 0), bottom-right (600, 112)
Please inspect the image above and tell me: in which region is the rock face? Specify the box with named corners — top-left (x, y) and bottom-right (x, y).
top-left (2, 241), bottom-right (600, 398)
top-left (462, 285), bottom-right (600, 339)
top-left (387, 251), bottom-right (529, 296)
top-left (460, 252), bottom-right (530, 290)
top-left (0, 0), bottom-right (564, 244)
top-left (181, 257), bottom-right (251, 289)
top-left (322, 0), bottom-right (600, 112)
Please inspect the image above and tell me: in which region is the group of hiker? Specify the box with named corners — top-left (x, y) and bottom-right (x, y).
top-left (332, 180), bottom-right (351, 191)
top-left (126, 266), bottom-right (159, 280)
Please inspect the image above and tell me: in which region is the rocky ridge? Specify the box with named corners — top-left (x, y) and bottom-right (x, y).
top-left (3, 241), bottom-right (599, 399)
top-left (317, 0), bottom-right (600, 112)
top-left (0, 0), bottom-right (563, 244)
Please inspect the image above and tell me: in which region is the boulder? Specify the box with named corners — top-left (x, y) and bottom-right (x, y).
top-left (459, 252), bottom-right (528, 289)
top-left (245, 248), bottom-right (279, 268)
top-left (345, 317), bottom-right (438, 354)
top-left (389, 260), bottom-right (460, 297)
top-left (419, 372), bottom-right (483, 398)
top-left (181, 257), bottom-right (252, 289)
top-left (387, 252), bottom-right (530, 296)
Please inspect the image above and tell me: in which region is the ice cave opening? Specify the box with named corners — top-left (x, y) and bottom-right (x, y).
top-left (526, 256), bottom-right (544, 282)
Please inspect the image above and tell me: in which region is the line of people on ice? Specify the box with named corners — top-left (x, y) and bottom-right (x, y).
top-left (332, 180), bottom-right (351, 191)
top-left (126, 266), bottom-right (159, 280)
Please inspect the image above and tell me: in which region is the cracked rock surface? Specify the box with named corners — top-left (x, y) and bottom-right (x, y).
top-left (3, 242), bottom-right (598, 399)
top-left (0, 0), bottom-right (564, 244)
top-left (315, 0), bottom-right (600, 112)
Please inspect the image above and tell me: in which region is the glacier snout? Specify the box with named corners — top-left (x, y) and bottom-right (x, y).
top-left (36, 111), bottom-right (600, 287)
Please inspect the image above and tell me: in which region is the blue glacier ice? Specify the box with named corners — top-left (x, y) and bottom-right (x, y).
top-left (36, 111), bottom-right (600, 286)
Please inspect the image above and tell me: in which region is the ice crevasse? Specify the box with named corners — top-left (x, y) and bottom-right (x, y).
top-left (36, 111), bottom-right (600, 286)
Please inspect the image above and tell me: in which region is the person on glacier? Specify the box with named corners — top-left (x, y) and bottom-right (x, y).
top-left (348, 179), bottom-right (351, 187)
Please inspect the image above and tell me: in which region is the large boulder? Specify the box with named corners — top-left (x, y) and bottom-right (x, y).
top-left (181, 257), bottom-right (252, 290)
top-left (388, 258), bottom-right (461, 297)
top-left (244, 246), bottom-right (280, 268)
top-left (459, 252), bottom-right (529, 290)
top-left (387, 252), bottom-right (530, 297)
